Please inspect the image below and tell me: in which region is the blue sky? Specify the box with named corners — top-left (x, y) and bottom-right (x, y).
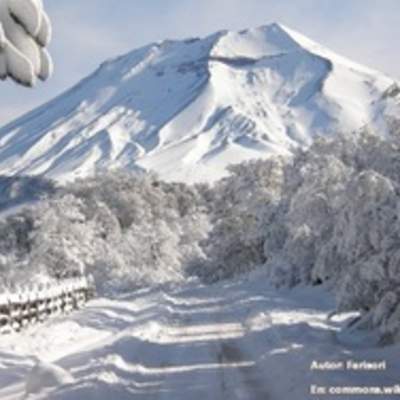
top-left (1, 0), bottom-right (399, 125)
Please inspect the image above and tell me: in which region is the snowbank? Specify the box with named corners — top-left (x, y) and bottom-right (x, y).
top-left (25, 360), bottom-right (74, 396)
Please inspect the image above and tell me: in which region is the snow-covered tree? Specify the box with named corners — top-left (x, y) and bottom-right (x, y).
top-left (0, 0), bottom-right (52, 86)
top-left (0, 172), bottom-right (209, 293)
top-left (197, 159), bottom-right (284, 282)
top-left (2, 121), bottom-right (400, 341)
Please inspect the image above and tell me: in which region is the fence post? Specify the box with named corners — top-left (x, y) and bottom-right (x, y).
top-left (0, 276), bottom-right (95, 335)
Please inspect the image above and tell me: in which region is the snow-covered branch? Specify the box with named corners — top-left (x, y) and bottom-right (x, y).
top-left (0, 0), bottom-right (52, 86)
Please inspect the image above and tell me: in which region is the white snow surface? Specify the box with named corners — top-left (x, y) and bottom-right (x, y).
top-left (25, 361), bottom-right (74, 396)
top-left (0, 274), bottom-right (399, 399)
top-left (0, 23), bottom-right (399, 183)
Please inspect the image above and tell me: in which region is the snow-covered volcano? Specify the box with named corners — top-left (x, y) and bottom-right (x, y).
top-left (0, 23), bottom-right (399, 183)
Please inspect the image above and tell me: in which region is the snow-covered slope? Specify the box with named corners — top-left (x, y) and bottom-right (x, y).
top-left (0, 23), bottom-right (399, 183)
top-left (1, 276), bottom-right (399, 399)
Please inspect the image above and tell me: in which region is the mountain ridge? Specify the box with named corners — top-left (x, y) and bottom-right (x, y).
top-left (0, 22), bottom-right (399, 183)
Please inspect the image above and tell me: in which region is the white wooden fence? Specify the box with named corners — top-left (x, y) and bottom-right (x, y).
top-left (0, 276), bottom-right (95, 334)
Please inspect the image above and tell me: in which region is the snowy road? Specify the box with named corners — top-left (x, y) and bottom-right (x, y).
top-left (1, 274), bottom-right (399, 399)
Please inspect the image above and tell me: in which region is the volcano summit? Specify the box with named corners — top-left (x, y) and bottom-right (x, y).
top-left (0, 23), bottom-right (399, 183)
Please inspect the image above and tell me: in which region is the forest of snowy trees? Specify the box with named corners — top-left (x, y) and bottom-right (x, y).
top-left (1, 122), bottom-right (400, 342)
